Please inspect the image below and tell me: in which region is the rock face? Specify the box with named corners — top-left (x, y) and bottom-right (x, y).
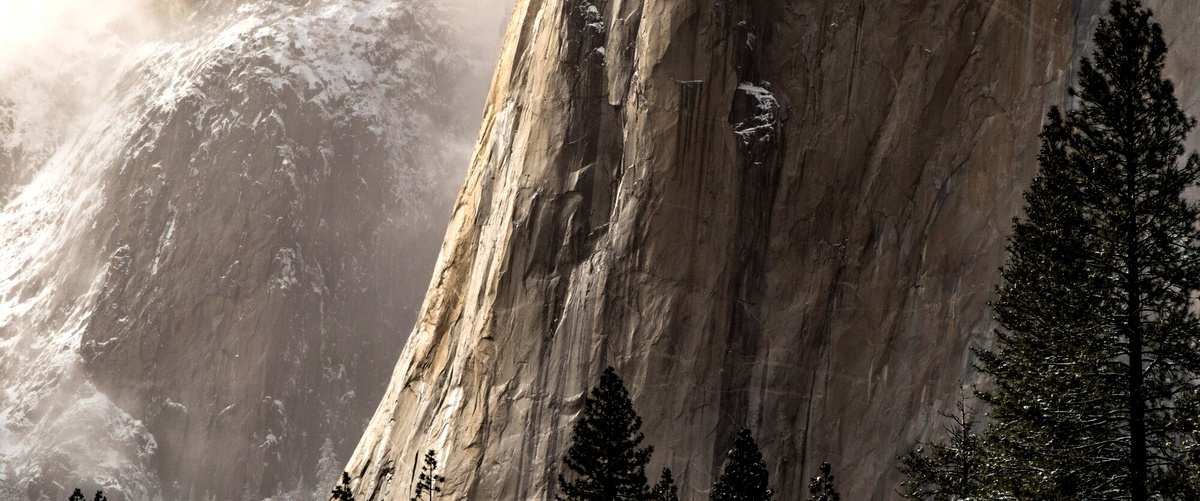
top-left (0, 1), bottom-right (503, 500)
top-left (0, 102), bottom-right (21, 203)
top-left (342, 1), bottom-right (1200, 499)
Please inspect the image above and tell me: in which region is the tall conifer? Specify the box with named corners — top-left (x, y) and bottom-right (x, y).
top-left (710, 429), bottom-right (772, 501)
top-left (651, 468), bottom-right (680, 501)
top-left (558, 367), bottom-right (652, 501)
top-left (974, 1), bottom-right (1200, 498)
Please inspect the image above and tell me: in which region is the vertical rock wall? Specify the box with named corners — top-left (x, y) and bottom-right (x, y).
top-left (344, 1), bottom-right (1200, 499)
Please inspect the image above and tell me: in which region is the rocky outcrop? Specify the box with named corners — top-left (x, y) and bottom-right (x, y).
top-left (0, 1), bottom-right (502, 499)
top-left (342, 1), bottom-right (1200, 499)
top-left (78, 3), bottom-right (463, 498)
top-left (0, 101), bottom-right (19, 202)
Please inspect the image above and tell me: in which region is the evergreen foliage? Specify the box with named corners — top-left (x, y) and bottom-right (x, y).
top-left (65, 488), bottom-right (106, 501)
top-left (961, 0), bottom-right (1200, 498)
top-left (651, 468), bottom-right (680, 501)
top-left (558, 366), bottom-right (653, 501)
top-left (898, 393), bottom-right (985, 500)
top-left (412, 450), bottom-right (446, 501)
top-left (807, 462), bottom-right (840, 501)
top-left (710, 429), bottom-right (772, 501)
top-left (331, 472), bottom-right (355, 501)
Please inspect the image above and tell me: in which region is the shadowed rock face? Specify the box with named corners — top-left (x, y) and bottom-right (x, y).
top-left (79, 5), bottom-right (455, 498)
top-left (0, 1), bottom-right (502, 500)
top-left (342, 1), bottom-right (1200, 499)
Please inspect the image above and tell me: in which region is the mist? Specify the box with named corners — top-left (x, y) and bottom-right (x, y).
top-left (0, 0), bottom-right (513, 499)
top-left (0, 0), bottom-right (164, 161)
top-left (0, 0), bottom-right (512, 188)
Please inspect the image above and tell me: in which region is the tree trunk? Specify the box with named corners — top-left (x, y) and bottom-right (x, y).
top-left (1126, 154), bottom-right (1147, 501)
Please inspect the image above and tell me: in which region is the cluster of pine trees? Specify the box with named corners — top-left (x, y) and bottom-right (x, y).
top-left (66, 489), bottom-right (106, 501)
top-left (326, 367), bottom-right (834, 501)
top-left (901, 1), bottom-right (1200, 499)
top-left (330, 449), bottom-right (444, 501)
top-left (557, 367), bottom-right (838, 501)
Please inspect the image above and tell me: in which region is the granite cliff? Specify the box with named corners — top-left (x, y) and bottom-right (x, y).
top-left (342, 0), bottom-right (1200, 499)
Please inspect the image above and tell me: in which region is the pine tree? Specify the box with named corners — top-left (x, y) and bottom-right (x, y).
top-left (92, 492), bottom-right (107, 501)
top-left (807, 463), bottom-right (840, 501)
top-left (1174, 397), bottom-right (1200, 494)
top-left (898, 392), bottom-right (985, 500)
top-left (651, 468), bottom-right (680, 501)
top-left (973, 1), bottom-right (1200, 498)
top-left (331, 472), bottom-right (355, 501)
top-left (68, 489), bottom-right (84, 501)
top-left (412, 450), bottom-right (445, 501)
top-left (558, 366), bottom-right (653, 501)
top-left (710, 429), bottom-right (772, 501)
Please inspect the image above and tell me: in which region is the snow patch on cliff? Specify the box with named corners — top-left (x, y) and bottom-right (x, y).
top-left (0, 80), bottom-right (161, 497)
top-left (734, 82), bottom-right (780, 144)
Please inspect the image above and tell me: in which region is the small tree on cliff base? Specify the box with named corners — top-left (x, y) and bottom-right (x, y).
top-left (412, 450), bottom-right (446, 501)
top-left (558, 367), bottom-right (653, 501)
top-left (807, 462), bottom-right (840, 501)
top-left (66, 489), bottom-right (106, 501)
top-left (710, 429), bottom-right (772, 501)
top-left (331, 472), bottom-right (355, 501)
top-left (898, 392), bottom-right (986, 500)
top-left (947, 0), bottom-right (1200, 498)
top-left (651, 468), bottom-right (680, 501)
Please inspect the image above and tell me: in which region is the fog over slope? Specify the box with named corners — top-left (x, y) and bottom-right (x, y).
top-left (0, 1), bottom-right (509, 499)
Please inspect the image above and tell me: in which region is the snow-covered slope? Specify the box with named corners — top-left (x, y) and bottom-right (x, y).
top-left (0, 1), bottom-right (503, 499)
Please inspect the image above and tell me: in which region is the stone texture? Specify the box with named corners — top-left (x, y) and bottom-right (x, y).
top-left (0, 101), bottom-right (18, 202)
top-left (343, 0), bottom-right (1200, 499)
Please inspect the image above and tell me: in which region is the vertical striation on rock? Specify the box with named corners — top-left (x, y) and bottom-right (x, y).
top-left (344, 0), bottom-right (1200, 499)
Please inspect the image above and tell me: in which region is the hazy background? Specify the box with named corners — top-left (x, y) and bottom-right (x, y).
top-left (0, 0), bottom-right (511, 181)
top-left (0, 0), bottom-right (514, 499)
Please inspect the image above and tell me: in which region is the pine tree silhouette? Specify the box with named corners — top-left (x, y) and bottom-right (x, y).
top-left (971, 1), bottom-right (1200, 498)
top-left (331, 472), bottom-right (355, 501)
top-left (710, 429), bottom-right (772, 501)
top-left (650, 468), bottom-right (679, 501)
top-left (898, 391), bottom-right (986, 499)
top-left (557, 366), bottom-right (653, 501)
top-left (807, 463), bottom-right (839, 501)
top-left (412, 450), bottom-right (445, 501)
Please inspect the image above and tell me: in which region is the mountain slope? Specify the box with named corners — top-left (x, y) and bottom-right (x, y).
top-left (0, 1), bottom-right (500, 499)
